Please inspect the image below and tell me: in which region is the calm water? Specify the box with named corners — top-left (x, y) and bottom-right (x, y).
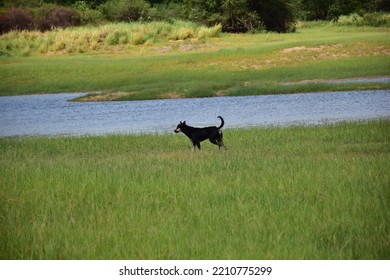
top-left (0, 90), bottom-right (389, 137)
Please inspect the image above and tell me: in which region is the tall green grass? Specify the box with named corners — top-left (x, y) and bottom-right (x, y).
top-left (1, 120), bottom-right (389, 259)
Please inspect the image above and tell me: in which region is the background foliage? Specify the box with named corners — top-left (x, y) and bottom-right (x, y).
top-left (0, 0), bottom-right (389, 34)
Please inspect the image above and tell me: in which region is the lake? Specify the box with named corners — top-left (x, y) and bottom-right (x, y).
top-left (0, 90), bottom-right (389, 137)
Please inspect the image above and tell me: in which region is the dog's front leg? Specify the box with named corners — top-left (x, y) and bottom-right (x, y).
top-left (191, 141), bottom-right (200, 152)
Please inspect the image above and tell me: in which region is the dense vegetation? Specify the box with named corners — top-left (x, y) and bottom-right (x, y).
top-left (1, 0), bottom-right (389, 34)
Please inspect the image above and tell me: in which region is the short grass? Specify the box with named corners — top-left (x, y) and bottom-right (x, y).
top-left (1, 120), bottom-right (389, 259)
top-left (0, 24), bottom-right (389, 99)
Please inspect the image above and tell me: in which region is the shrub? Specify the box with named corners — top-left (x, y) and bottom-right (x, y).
top-left (221, 0), bottom-right (263, 33)
top-left (337, 13), bottom-right (364, 26)
top-left (337, 12), bottom-right (390, 27)
top-left (131, 32), bottom-right (146, 45)
top-left (73, 1), bottom-right (104, 25)
top-left (99, 0), bottom-right (151, 22)
top-left (197, 24), bottom-right (222, 39)
top-left (149, 2), bottom-right (186, 22)
top-left (0, 8), bottom-right (34, 34)
top-left (105, 29), bottom-right (123, 45)
top-left (37, 6), bottom-right (80, 31)
top-left (168, 0), bottom-right (295, 33)
top-left (363, 12), bottom-right (390, 27)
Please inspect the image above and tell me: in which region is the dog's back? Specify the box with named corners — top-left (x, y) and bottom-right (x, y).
top-left (191, 126), bottom-right (219, 142)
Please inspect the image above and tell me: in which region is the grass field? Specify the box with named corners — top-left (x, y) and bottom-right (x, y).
top-left (1, 120), bottom-right (389, 259)
top-left (0, 23), bottom-right (389, 99)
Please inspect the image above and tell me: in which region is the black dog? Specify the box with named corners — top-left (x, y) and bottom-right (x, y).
top-left (174, 116), bottom-right (227, 152)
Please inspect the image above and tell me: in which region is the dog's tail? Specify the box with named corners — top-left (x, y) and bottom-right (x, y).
top-left (217, 116), bottom-right (224, 129)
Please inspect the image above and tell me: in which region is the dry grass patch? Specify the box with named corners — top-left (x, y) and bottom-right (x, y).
top-left (159, 92), bottom-right (184, 99)
top-left (75, 91), bottom-right (133, 101)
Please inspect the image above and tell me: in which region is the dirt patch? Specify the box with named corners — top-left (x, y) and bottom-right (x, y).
top-left (282, 45), bottom-right (327, 53)
top-left (155, 45), bottom-right (173, 53)
top-left (178, 42), bottom-right (211, 51)
top-left (281, 76), bottom-right (390, 85)
top-left (215, 90), bottom-right (226, 96)
top-left (76, 91), bottom-right (133, 101)
top-left (159, 92), bottom-right (184, 99)
top-left (155, 41), bottom-right (213, 53)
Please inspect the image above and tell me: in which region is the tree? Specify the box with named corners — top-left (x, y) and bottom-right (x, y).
top-left (300, 0), bottom-right (333, 20)
top-left (248, 0), bottom-right (297, 32)
top-left (178, 0), bottom-right (297, 33)
top-left (220, 0), bottom-right (262, 32)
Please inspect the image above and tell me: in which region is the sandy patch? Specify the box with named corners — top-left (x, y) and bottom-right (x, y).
top-left (76, 91), bottom-right (133, 101)
top-left (215, 90), bottom-right (226, 96)
top-left (155, 41), bottom-right (214, 53)
top-left (282, 45), bottom-right (327, 53)
top-left (281, 76), bottom-right (390, 85)
top-left (159, 92), bottom-right (184, 99)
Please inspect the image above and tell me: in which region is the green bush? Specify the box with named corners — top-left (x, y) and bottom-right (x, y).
top-left (73, 1), bottom-right (104, 25)
top-left (168, 0), bottom-right (295, 33)
top-left (105, 29), bottom-right (123, 45)
top-left (99, 0), bottom-right (151, 22)
top-left (197, 24), bottom-right (222, 39)
top-left (337, 13), bottom-right (364, 26)
top-left (337, 12), bottom-right (390, 27)
top-left (363, 12), bottom-right (390, 27)
top-left (148, 2), bottom-right (187, 22)
top-left (131, 32), bottom-right (146, 45)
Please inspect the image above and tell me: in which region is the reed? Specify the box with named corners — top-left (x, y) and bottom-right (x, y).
top-left (1, 120), bottom-right (389, 259)
top-left (0, 21), bottom-right (221, 56)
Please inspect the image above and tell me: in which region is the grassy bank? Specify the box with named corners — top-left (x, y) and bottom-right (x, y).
top-left (0, 24), bottom-right (389, 99)
top-left (1, 120), bottom-right (389, 259)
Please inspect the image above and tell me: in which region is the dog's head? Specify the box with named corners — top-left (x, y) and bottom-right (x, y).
top-left (174, 121), bottom-right (186, 133)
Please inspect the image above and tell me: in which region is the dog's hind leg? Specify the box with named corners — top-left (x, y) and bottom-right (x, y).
top-left (209, 131), bottom-right (227, 150)
top-left (209, 136), bottom-right (218, 145)
top-left (216, 139), bottom-right (227, 149)
top-left (216, 131), bottom-right (227, 150)
top-left (209, 136), bottom-right (223, 149)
